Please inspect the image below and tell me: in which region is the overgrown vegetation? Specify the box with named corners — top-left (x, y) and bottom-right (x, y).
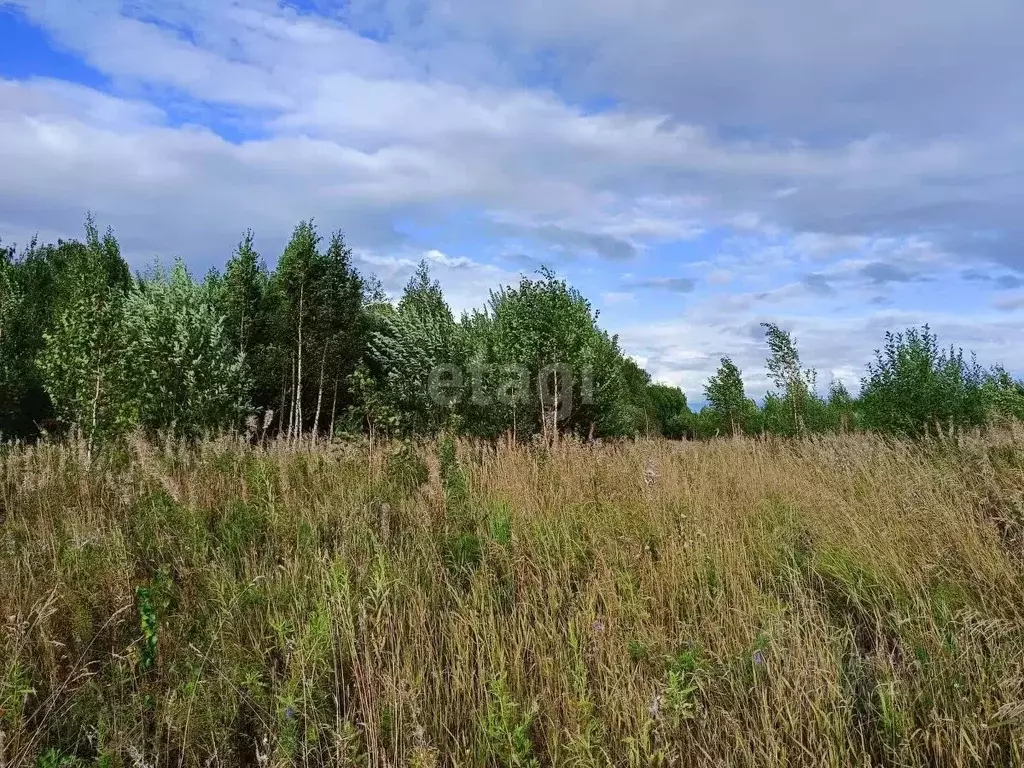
top-left (3, 217), bottom-right (1024, 445)
top-left (2, 430), bottom-right (1023, 766)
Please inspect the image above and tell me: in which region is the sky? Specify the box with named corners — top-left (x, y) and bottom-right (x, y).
top-left (1, 0), bottom-right (1023, 401)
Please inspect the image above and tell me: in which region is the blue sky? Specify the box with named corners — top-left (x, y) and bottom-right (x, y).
top-left (2, 0), bottom-right (1023, 399)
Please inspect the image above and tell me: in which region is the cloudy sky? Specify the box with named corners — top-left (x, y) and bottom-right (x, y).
top-left (2, 0), bottom-right (1023, 399)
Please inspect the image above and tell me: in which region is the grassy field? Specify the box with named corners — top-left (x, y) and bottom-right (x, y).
top-left (2, 431), bottom-right (1023, 767)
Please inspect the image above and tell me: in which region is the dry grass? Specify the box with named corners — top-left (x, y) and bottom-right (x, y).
top-left (1, 429), bottom-right (1023, 767)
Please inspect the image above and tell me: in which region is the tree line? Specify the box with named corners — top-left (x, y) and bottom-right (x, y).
top-left (2, 216), bottom-right (1023, 447)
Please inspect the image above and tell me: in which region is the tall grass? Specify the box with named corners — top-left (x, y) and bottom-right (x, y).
top-left (1, 430), bottom-right (1023, 767)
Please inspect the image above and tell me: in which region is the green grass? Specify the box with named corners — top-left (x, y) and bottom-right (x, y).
top-left (1, 429), bottom-right (1023, 766)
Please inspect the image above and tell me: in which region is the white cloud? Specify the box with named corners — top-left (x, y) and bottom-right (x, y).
top-left (706, 269), bottom-right (734, 285)
top-left (620, 307), bottom-right (1024, 401)
top-left (2, 0), bottom-right (1023, 393)
top-left (600, 291), bottom-right (635, 304)
top-left (994, 293), bottom-right (1024, 312)
top-left (355, 249), bottom-right (520, 315)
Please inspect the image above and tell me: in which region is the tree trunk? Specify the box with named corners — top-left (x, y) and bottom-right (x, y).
top-left (328, 378), bottom-right (339, 440)
top-left (538, 374), bottom-right (547, 445)
top-left (287, 353), bottom-right (297, 440)
top-left (88, 367), bottom-right (103, 463)
top-left (367, 414), bottom-right (375, 480)
top-left (312, 341), bottom-right (328, 442)
top-left (293, 285), bottom-right (304, 442)
top-left (278, 369), bottom-right (288, 439)
top-left (552, 368), bottom-right (559, 450)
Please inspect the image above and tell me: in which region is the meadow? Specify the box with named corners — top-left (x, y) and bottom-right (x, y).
top-left (1, 430), bottom-right (1023, 767)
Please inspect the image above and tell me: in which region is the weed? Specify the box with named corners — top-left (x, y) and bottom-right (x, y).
top-left (384, 440), bottom-right (429, 497)
top-left (481, 674), bottom-right (539, 768)
top-left (1, 432), bottom-right (1023, 766)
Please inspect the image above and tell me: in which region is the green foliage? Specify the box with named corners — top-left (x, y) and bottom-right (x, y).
top-left (218, 230), bottom-right (267, 354)
top-left (135, 566), bottom-right (172, 676)
top-left (384, 441), bottom-right (430, 496)
top-left (980, 366), bottom-right (1024, 424)
top-left (136, 584), bottom-right (160, 672)
top-left (39, 291), bottom-right (128, 446)
top-left (270, 221), bottom-right (368, 439)
top-left (442, 531), bottom-right (484, 585)
top-left (646, 382), bottom-right (692, 438)
top-left (460, 267), bottom-right (637, 440)
top-left (308, 230), bottom-right (367, 433)
top-left (488, 502), bottom-right (513, 548)
top-left (215, 230), bottom-right (278, 411)
top-left (120, 260), bottom-right (249, 437)
top-left (36, 749), bottom-right (88, 768)
top-left (761, 322), bottom-right (819, 435)
top-left (1, 241), bottom-right (22, 434)
top-left (439, 432), bottom-right (469, 509)
top-left (0, 238), bottom-right (62, 437)
top-left (357, 262), bottom-right (459, 436)
top-left (481, 674), bottom-right (539, 767)
top-left (824, 379), bottom-right (857, 432)
top-left (859, 325), bottom-right (989, 436)
top-left (703, 357), bottom-right (750, 435)
top-left (627, 640), bottom-right (650, 664)
top-left (37, 220), bottom-right (133, 449)
top-left (662, 646), bottom-right (706, 724)
top-left (6, 216), bottom-right (1024, 447)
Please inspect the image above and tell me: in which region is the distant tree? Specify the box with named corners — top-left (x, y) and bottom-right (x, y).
top-left (462, 267), bottom-right (635, 441)
top-left (399, 259), bottom-right (453, 322)
top-left (219, 231), bottom-right (267, 355)
top-left (120, 260), bottom-right (249, 438)
top-left (14, 211), bottom-right (1024, 449)
top-left (0, 237), bottom-right (81, 436)
top-left (274, 220), bottom-right (321, 439)
top-left (647, 382), bottom-right (692, 439)
top-left (1, 241), bottom-right (47, 436)
top-left (758, 391), bottom-right (789, 436)
top-left (578, 330), bottom-right (637, 438)
top-left (0, 242), bottom-right (20, 434)
top-left (704, 357), bottom-right (749, 436)
top-left (37, 218), bottom-right (133, 453)
top-left (859, 325), bottom-right (987, 437)
top-left (356, 261), bottom-right (458, 437)
top-left (761, 322), bottom-right (818, 435)
top-left (268, 223), bottom-right (369, 439)
top-left (214, 230), bottom-right (277, 419)
top-left (618, 357), bottom-right (656, 436)
top-left (306, 230), bottom-right (366, 437)
top-left (824, 379), bottom-right (857, 432)
top-left (979, 366), bottom-right (1024, 424)
top-left (689, 406), bottom-right (723, 440)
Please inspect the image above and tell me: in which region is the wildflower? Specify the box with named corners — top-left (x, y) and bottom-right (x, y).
top-left (593, 619), bottom-right (605, 634)
top-left (285, 706), bottom-right (295, 721)
top-left (753, 650), bottom-right (766, 666)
